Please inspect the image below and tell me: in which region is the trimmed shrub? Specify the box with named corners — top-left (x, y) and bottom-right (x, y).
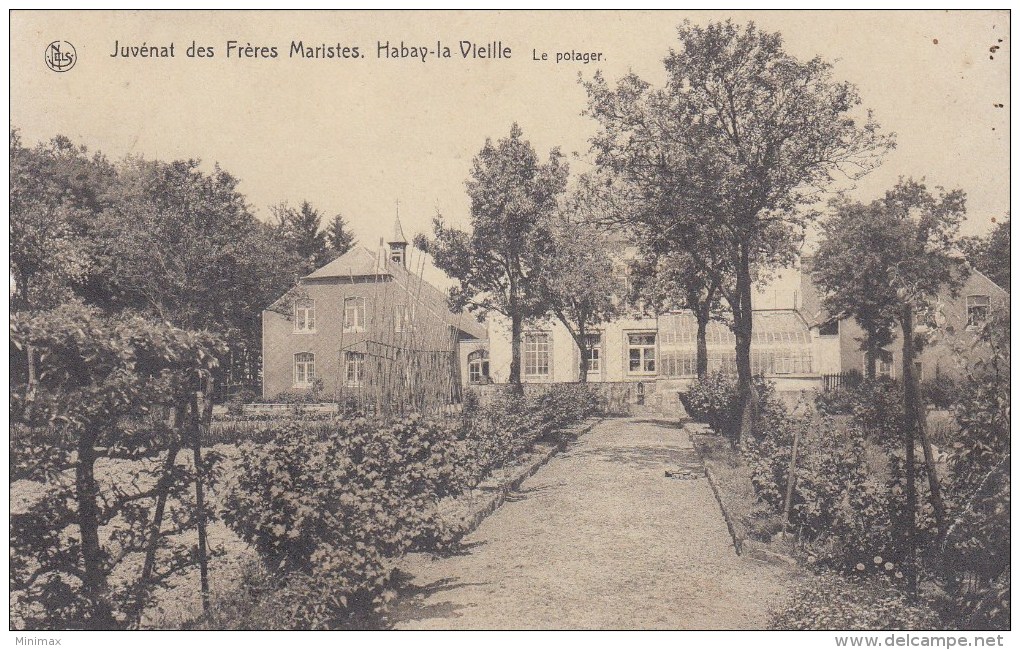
top-left (681, 373), bottom-right (787, 442)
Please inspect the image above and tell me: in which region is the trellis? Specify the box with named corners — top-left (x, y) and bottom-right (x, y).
top-left (332, 244), bottom-right (465, 418)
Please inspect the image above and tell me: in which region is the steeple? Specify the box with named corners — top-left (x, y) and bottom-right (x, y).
top-left (388, 201), bottom-right (408, 268)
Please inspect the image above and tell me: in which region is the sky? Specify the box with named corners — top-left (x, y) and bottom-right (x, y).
top-left (10, 10), bottom-right (1010, 283)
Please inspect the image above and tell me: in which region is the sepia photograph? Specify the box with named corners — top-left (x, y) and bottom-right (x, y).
top-left (8, 8), bottom-right (1011, 640)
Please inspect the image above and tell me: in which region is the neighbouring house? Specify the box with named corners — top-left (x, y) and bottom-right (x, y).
top-left (799, 256), bottom-right (1010, 384)
top-left (261, 217), bottom-right (486, 409)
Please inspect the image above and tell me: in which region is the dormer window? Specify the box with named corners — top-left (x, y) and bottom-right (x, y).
top-left (294, 300), bottom-right (315, 332)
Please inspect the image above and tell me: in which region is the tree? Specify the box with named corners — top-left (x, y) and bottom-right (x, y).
top-left (814, 199), bottom-right (900, 379)
top-left (628, 247), bottom-right (725, 379)
top-left (584, 20), bottom-right (894, 440)
top-left (9, 130), bottom-right (116, 312)
top-left (813, 178), bottom-right (969, 593)
top-left (94, 158), bottom-right (297, 356)
top-left (417, 123), bottom-right (568, 389)
top-left (535, 212), bottom-right (621, 383)
top-left (10, 304), bottom-right (225, 629)
top-left (325, 213), bottom-right (357, 257)
top-left (274, 200), bottom-right (331, 273)
top-left (961, 213), bottom-right (1010, 291)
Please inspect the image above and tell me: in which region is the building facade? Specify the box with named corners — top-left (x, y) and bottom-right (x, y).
top-left (261, 219), bottom-right (486, 405)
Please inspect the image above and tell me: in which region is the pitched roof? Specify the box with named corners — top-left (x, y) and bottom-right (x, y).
top-left (300, 246), bottom-right (487, 340)
top-left (304, 246), bottom-right (388, 280)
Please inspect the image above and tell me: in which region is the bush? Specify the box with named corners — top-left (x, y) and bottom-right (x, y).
top-left (769, 571), bottom-right (939, 630)
top-left (744, 415), bottom-right (904, 574)
top-left (271, 388), bottom-right (318, 404)
top-left (921, 374), bottom-right (959, 410)
top-left (221, 415), bottom-right (473, 623)
top-left (681, 373), bottom-right (787, 442)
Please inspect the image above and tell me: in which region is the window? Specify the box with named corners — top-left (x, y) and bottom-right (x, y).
top-left (584, 333), bottom-right (602, 373)
top-left (294, 300), bottom-right (315, 332)
top-left (628, 333), bottom-right (656, 374)
top-left (966, 295), bottom-right (990, 329)
top-left (468, 350), bottom-right (490, 384)
top-left (818, 320), bottom-right (839, 337)
top-left (390, 249), bottom-right (404, 266)
top-left (876, 350), bottom-right (894, 378)
top-left (394, 304), bottom-right (413, 332)
top-left (344, 297), bottom-right (366, 332)
top-left (294, 352), bottom-right (315, 386)
top-left (523, 332), bottom-right (550, 378)
top-left (345, 351), bottom-right (365, 386)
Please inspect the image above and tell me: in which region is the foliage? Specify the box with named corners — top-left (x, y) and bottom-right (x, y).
top-left (744, 412), bottom-right (927, 576)
top-left (94, 157), bottom-right (296, 351)
top-left (273, 200), bottom-right (337, 274)
top-left (534, 213), bottom-right (622, 382)
top-left (943, 311), bottom-right (1010, 630)
top-left (681, 373), bottom-right (785, 442)
top-left (9, 130), bottom-right (116, 312)
top-left (418, 123), bottom-right (568, 386)
top-left (221, 415), bottom-right (472, 622)
top-left (584, 19), bottom-right (893, 439)
top-left (9, 304), bottom-right (226, 630)
top-left (960, 213), bottom-right (1010, 292)
top-left (325, 212), bottom-right (357, 258)
top-left (769, 571), bottom-right (939, 630)
top-left (920, 374), bottom-right (959, 411)
top-left (814, 180), bottom-right (969, 378)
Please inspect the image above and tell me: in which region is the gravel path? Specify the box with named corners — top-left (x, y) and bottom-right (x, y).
top-left (390, 417), bottom-right (801, 630)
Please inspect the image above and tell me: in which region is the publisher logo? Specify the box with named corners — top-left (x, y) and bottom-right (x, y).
top-left (44, 41), bottom-right (77, 72)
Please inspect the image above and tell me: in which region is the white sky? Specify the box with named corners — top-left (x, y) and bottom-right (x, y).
top-left (11, 10), bottom-right (1010, 287)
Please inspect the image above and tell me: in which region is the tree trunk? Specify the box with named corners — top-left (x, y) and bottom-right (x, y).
top-left (574, 325), bottom-right (589, 384)
top-left (76, 431), bottom-right (114, 628)
top-left (901, 306), bottom-right (919, 596)
top-left (864, 343), bottom-right (877, 380)
top-left (509, 312), bottom-right (523, 393)
top-left (191, 389), bottom-right (211, 613)
top-left (734, 249), bottom-right (756, 443)
top-left (695, 309), bottom-right (710, 379)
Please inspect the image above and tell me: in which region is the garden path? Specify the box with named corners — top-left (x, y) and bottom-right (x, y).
top-left (390, 416), bottom-right (800, 629)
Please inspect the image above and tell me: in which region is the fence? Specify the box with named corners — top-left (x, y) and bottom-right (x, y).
top-left (823, 370), bottom-right (863, 392)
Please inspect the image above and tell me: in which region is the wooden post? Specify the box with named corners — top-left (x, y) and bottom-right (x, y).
top-left (781, 422), bottom-right (802, 537)
top-left (191, 381), bottom-right (211, 613)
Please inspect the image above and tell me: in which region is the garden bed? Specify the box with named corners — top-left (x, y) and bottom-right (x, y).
top-left (688, 430), bottom-right (795, 564)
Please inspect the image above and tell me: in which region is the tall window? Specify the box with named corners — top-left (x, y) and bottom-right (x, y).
top-left (523, 332), bottom-right (550, 378)
top-left (294, 352), bottom-right (315, 386)
top-left (584, 333), bottom-right (602, 373)
top-left (394, 304), bottom-right (413, 332)
top-left (294, 300), bottom-right (315, 332)
top-left (876, 350), bottom-right (894, 378)
top-left (468, 350), bottom-right (490, 384)
top-left (628, 333), bottom-right (656, 374)
top-left (345, 351), bottom-right (365, 386)
top-left (344, 297), bottom-right (366, 332)
top-left (966, 294), bottom-right (990, 329)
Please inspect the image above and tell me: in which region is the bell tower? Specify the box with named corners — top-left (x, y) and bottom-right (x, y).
top-left (388, 204), bottom-right (408, 268)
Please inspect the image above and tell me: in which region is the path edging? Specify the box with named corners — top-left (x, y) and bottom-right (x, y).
top-left (452, 417), bottom-right (603, 543)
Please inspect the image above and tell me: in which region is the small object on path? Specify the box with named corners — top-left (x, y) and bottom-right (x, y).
top-left (665, 467), bottom-right (704, 480)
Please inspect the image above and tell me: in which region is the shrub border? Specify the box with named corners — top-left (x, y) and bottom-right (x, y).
top-left (450, 417), bottom-right (603, 544)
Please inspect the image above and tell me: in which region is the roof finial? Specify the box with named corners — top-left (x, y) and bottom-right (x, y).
top-left (390, 199), bottom-right (408, 245)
